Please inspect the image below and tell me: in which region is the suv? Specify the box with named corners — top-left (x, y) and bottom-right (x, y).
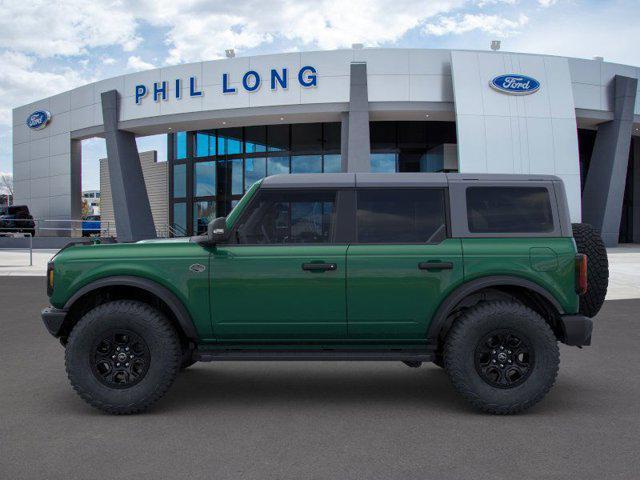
top-left (0, 205), bottom-right (35, 236)
top-left (41, 173), bottom-right (608, 415)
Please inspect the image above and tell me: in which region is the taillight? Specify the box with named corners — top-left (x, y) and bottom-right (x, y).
top-left (47, 261), bottom-right (54, 296)
top-left (575, 254), bottom-right (587, 295)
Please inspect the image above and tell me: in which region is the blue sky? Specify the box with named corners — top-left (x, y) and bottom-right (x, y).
top-left (1, 0), bottom-right (638, 191)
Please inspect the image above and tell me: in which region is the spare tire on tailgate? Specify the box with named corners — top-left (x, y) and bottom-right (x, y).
top-left (572, 223), bottom-right (609, 317)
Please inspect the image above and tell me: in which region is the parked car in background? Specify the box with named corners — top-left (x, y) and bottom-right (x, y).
top-left (0, 205), bottom-right (35, 236)
top-left (82, 215), bottom-right (101, 237)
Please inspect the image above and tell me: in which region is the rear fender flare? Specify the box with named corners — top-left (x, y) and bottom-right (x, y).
top-left (426, 275), bottom-right (564, 343)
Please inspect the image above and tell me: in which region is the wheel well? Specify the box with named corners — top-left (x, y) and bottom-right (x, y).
top-left (436, 285), bottom-right (563, 348)
top-left (59, 285), bottom-right (190, 347)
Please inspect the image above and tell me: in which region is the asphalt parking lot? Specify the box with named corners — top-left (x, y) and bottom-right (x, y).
top-left (1, 276), bottom-right (639, 479)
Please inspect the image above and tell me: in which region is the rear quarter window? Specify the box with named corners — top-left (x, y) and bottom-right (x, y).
top-left (466, 186), bottom-right (554, 233)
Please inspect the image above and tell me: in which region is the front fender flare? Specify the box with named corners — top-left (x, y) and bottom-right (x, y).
top-left (426, 275), bottom-right (565, 343)
top-left (63, 275), bottom-right (198, 340)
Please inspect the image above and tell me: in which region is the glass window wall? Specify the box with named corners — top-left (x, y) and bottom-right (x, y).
top-left (169, 123), bottom-right (341, 236)
top-left (369, 121), bottom-right (457, 173)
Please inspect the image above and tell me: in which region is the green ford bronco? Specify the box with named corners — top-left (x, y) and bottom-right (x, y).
top-left (42, 173), bottom-right (608, 415)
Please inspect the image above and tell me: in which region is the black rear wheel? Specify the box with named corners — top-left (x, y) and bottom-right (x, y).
top-left (65, 300), bottom-right (181, 414)
top-left (444, 301), bottom-right (559, 414)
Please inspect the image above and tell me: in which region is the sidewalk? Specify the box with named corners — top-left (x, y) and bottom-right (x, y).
top-left (0, 249), bottom-right (58, 276)
top-left (1, 246), bottom-right (639, 300)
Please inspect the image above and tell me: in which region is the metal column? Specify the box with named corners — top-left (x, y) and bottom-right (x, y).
top-left (582, 75), bottom-right (638, 246)
top-left (101, 90), bottom-right (156, 242)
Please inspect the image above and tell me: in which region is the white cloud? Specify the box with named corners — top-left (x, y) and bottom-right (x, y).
top-left (424, 13), bottom-right (529, 36)
top-left (0, 51), bottom-right (86, 124)
top-left (476, 0), bottom-right (518, 6)
top-left (0, 51), bottom-right (89, 173)
top-left (0, 0), bottom-right (140, 58)
top-left (126, 55), bottom-right (156, 72)
top-left (133, 0), bottom-right (466, 64)
top-left (508, 11), bottom-right (640, 66)
top-left (538, 0), bottom-right (558, 6)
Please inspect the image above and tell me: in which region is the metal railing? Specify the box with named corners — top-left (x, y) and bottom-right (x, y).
top-left (0, 218), bottom-right (193, 241)
top-left (0, 218), bottom-right (116, 238)
top-left (0, 231), bottom-right (33, 265)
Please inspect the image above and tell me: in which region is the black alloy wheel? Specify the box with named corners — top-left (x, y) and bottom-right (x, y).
top-left (474, 329), bottom-right (533, 388)
top-left (91, 330), bottom-right (150, 388)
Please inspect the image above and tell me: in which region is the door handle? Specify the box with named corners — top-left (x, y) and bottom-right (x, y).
top-left (302, 263), bottom-right (337, 272)
top-left (418, 261), bottom-right (453, 271)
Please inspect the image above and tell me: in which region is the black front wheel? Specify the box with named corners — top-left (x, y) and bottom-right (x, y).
top-left (444, 301), bottom-right (559, 414)
top-left (65, 300), bottom-right (181, 414)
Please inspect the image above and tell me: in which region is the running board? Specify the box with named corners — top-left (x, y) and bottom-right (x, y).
top-left (194, 349), bottom-right (434, 362)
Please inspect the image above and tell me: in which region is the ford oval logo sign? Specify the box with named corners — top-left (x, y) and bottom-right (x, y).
top-left (26, 110), bottom-right (51, 130)
top-left (490, 74), bottom-right (540, 95)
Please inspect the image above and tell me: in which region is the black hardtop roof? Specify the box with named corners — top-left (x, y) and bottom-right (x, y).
top-left (260, 173), bottom-right (562, 189)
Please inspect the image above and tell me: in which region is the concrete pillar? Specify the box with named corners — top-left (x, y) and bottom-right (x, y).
top-left (345, 63), bottom-right (371, 172)
top-left (633, 138), bottom-right (640, 243)
top-left (582, 75), bottom-right (638, 246)
top-left (101, 90), bottom-right (156, 242)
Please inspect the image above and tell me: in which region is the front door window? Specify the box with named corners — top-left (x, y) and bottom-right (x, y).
top-left (234, 190), bottom-right (337, 245)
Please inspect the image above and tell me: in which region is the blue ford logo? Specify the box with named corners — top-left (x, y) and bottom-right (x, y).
top-left (26, 110), bottom-right (52, 130)
top-left (490, 74), bottom-right (540, 95)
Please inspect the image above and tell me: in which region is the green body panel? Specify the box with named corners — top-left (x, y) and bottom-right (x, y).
top-left (210, 245), bottom-right (347, 340)
top-left (346, 239), bottom-right (464, 340)
top-left (225, 180), bottom-right (261, 230)
top-left (48, 185), bottom-right (580, 348)
top-left (49, 240), bottom-right (213, 337)
top-left (461, 238), bottom-right (579, 314)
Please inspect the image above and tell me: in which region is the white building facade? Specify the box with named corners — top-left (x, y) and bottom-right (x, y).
top-left (11, 48), bottom-right (640, 245)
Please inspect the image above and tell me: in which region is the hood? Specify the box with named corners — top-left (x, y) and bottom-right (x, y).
top-left (136, 237), bottom-right (192, 244)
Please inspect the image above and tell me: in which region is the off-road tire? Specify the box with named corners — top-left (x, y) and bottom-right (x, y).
top-left (572, 223), bottom-right (608, 318)
top-left (65, 300), bottom-right (181, 414)
top-left (444, 301), bottom-right (560, 414)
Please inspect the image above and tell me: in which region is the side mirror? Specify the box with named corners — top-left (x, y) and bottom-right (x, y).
top-left (207, 216), bottom-right (228, 244)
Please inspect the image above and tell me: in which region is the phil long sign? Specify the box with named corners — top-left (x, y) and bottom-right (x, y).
top-left (135, 65), bottom-right (318, 105)
top-left (490, 74), bottom-right (540, 95)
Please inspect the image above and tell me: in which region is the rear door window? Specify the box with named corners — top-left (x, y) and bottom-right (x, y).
top-left (356, 189), bottom-right (447, 243)
top-left (466, 187), bottom-right (554, 233)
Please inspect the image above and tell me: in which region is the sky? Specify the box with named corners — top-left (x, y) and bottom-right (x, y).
top-left (0, 0), bottom-right (639, 191)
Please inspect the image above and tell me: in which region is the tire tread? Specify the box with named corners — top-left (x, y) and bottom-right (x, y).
top-left (444, 301), bottom-right (560, 415)
top-left (65, 300), bottom-right (181, 415)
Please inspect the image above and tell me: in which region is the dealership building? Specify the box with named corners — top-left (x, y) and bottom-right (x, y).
top-left (11, 48), bottom-right (640, 245)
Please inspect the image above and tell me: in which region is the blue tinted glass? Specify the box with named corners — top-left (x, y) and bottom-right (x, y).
top-left (193, 201), bottom-right (216, 235)
top-left (175, 132), bottom-right (187, 160)
top-left (245, 126), bottom-right (267, 153)
top-left (231, 159), bottom-right (243, 194)
top-left (172, 202), bottom-right (187, 236)
top-left (194, 161), bottom-right (216, 196)
top-left (323, 154), bottom-right (341, 173)
top-left (218, 128), bottom-right (242, 155)
top-left (267, 156), bottom-right (290, 175)
top-left (291, 155), bottom-right (322, 173)
top-left (371, 153), bottom-right (397, 172)
top-left (173, 163), bottom-right (186, 197)
top-left (245, 157), bottom-right (266, 190)
top-left (196, 132), bottom-right (215, 157)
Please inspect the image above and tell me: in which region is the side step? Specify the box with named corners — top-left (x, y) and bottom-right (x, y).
top-left (194, 349), bottom-right (434, 362)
